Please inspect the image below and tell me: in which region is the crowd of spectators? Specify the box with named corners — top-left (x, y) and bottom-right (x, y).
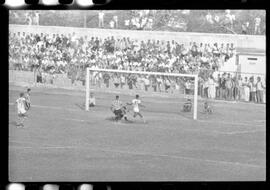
top-left (9, 31), bottom-right (265, 103)
top-left (199, 73), bottom-right (265, 103)
top-left (9, 31), bottom-right (236, 74)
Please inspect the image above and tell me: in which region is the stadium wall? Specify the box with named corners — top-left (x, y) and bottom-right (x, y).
top-left (9, 24), bottom-right (265, 51)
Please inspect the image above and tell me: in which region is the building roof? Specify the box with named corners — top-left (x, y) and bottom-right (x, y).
top-left (236, 48), bottom-right (265, 55)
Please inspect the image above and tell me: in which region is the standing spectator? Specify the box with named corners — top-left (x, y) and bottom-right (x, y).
top-left (241, 22), bottom-right (249, 34)
top-left (113, 16), bottom-right (118, 29)
top-left (237, 75), bottom-right (244, 101)
top-left (34, 12), bottom-right (39, 25)
top-left (225, 73), bottom-right (233, 100)
top-left (216, 74), bottom-right (221, 99)
top-left (220, 73), bottom-right (227, 99)
top-left (254, 17), bottom-right (261, 35)
top-left (207, 75), bottom-right (216, 99)
top-left (36, 67), bottom-right (42, 83)
top-left (202, 77), bottom-right (209, 98)
top-left (120, 74), bottom-right (126, 89)
top-left (127, 74), bottom-right (133, 89)
top-left (225, 10), bottom-right (235, 31)
top-left (249, 76), bottom-right (257, 102)
top-left (165, 77), bottom-right (171, 93)
top-left (242, 77), bottom-right (250, 102)
top-left (113, 74), bottom-right (120, 88)
top-left (48, 69), bottom-right (55, 85)
top-left (256, 76), bottom-right (265, 103)
top-left (124, 20), bottom-right (130, 29)
top-left (232, 75), bottom-right (238, 100)
top-left (103, 72), bottom-right (110, 88)
top-left (206, 12), bottom-right (213, 24)
top-left (143, 75), bottom-right (150, 91)
top-left (69, 65), bottom-right (77, 85)
top-left (151, 75), bottom-right (158, 92)
top-left (157, 76), bottom-right (163, 92)
top-left (98, 11), bottom-right (105, 28)
top-left (185, 79), bottom-right (192, 95)
top-left (229, 43), bottom-right (235, 58)
top-left (109, 20), bottom-right (115, 29)
top-left (25, 12), bottom-right (32, 25)
top-left (198, 77), bottom-right (204, 97)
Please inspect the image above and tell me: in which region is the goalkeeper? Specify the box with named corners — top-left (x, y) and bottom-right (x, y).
top-left (183, 99), bottom-right (192, 112)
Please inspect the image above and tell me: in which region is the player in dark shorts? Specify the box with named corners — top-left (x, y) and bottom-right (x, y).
top-left (24, 88), bottom-right (31, 110)
top-left (183, 99), bottom-right (192, 112)
top-left (111, 95), bottom-right (123, 121)
top-left (120, 106), bottom-right (129, 121)
top-left (204, 101), bottom-right (213, 114)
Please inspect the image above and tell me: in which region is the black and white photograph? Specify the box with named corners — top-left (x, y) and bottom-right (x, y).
top-left (8, 10), bottom-right (266, 181)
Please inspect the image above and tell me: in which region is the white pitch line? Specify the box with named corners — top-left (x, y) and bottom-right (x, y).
top-left (197, 119), bottom-right (265, 127)
top-left (253, 120), bottom-right (266, 122)
top-left (223, 129), bottom-right (266, 135)
top-left (9, 144), bottom-right (264, 169)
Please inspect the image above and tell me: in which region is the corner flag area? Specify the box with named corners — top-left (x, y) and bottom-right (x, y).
top-left (9, 85), bottom-right (265, 181)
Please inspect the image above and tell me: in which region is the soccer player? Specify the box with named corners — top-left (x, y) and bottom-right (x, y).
top-left (111, 95), bottom-right (123, 121)
top-left (204, 100), bottom-right (213, 114)
top-left (24, 88), bottom-right (31, 111)
top-left (121, 106), bottom-right (129, 121)
top-left (127, 94), bottom-right (146, 123)
top-left (183, 99), bottom-right (192, 112)
top-left (89, 92), bottom-right (96, 107)
top-left (15, 92), bottom-right (27, 127)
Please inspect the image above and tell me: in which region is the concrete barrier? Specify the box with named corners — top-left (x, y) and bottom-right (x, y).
top-left (10, 24), bottom-right (265, 51)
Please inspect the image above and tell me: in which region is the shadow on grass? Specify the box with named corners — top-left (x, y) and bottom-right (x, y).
top-left (104, 116), bottom-right (135, 124)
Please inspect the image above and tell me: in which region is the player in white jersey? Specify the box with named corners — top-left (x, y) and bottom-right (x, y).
top-left (15, 92), bottom-right (27, 127)
top-left (127, 94), bottom-right (146, 123)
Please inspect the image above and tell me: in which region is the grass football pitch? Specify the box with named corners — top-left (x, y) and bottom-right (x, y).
top-left (8, 85), bottom-right (266, 181)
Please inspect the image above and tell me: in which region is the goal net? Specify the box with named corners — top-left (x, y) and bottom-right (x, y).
top-left (85, 68), bottom-right (198, 120)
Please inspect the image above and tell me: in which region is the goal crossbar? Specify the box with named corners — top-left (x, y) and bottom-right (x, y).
top-left (85, 68), bottom-right (198, 120)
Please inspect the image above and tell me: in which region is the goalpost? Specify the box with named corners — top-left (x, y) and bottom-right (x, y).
top-left (85, 68), bottom-right (198, 120)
